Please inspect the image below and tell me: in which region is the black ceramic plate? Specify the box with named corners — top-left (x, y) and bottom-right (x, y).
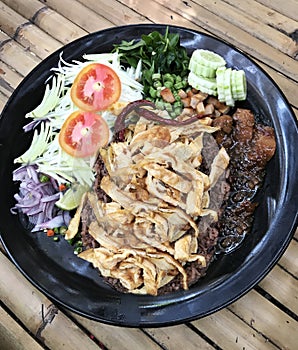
top-left (0, 24), bottom-right (297, 327)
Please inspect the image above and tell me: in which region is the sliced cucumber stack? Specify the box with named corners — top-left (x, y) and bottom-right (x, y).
top-left (190, 49), bottom-right (226, 70)
top-left (188, 49), bottom-right (247, 106)
top-left (231, 69), bottom-right (247, 101)
top-left (188, 72), bottom-right (217, 96)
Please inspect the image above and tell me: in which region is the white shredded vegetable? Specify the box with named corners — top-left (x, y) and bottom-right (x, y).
top-left (15, 51), bottom-right (144, 191)
top-left (14, 122), bottom-right (53, 164)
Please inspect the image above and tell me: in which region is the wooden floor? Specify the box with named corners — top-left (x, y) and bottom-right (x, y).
top-left (0, 0), bottom-right (297, 349)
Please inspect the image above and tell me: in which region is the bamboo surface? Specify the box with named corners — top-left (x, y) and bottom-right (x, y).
top-left (0, 1), bottom-right (297, 349)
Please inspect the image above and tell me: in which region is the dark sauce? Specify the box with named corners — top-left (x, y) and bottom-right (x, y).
top-left (214, 110), bottom-right (276, 254)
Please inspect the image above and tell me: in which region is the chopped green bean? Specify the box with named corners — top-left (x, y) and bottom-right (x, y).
top-left (149, 86), bottom-right (157, 98)
top-left (164, 81), bottom-right (173, 89)
top-left (164, 102), bottom-right (173, 112)
top-left (155, 99), bottom-right (165, 110)
top-left (175, 75), bottom-right (182, 83)
top-left (152, 73), bottom-right (161, 81)
top-left (174, 82), bottom-right (184, 90)
top-left (153, 80), bottom-right (162, 88)
top-left (163, 73), bottom-right (175, 84)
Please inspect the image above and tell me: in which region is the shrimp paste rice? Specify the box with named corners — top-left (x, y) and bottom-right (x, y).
top-left (66, 113), bottom-right (231, 295)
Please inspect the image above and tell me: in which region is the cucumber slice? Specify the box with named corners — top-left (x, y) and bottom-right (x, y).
top-left (216, 66), bottom-right (226, 102)
top-left (191, 49), bottom-right (226, 69)
top-left (223, 68), bottom-right (235, 106)
top-left (189, 60), bottom-right (216, 78)
top-left (188, 71), bottom-right (217, 95)
top-left (231, 69), bottom-right (247, 100)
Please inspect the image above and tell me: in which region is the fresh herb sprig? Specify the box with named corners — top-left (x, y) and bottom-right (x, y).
top-left (113, 28), bottom-right (190, 95)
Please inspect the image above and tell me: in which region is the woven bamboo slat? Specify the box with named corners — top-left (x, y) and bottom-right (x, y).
top-left (0, 35), bottom-right (40, 76)
top-left (0, 1), bottom-right (26, 37)
top-left (0, 90), bottom-right (7, 110)
top-left (256, 63), bottom-right (298, 108)
top-left (0, 306), bottom-right (44, 350)
top-left (68, 313), bottom-right (165, 350)
top-left (2, 0), bottom-right (88, 45)
top-left (258, 264), bottom-right (298, 315)
top-left (0, 251), bottom-right (104, 350)
top-left (39, 0), bottom-right (114, 32)
top-left (144, 325), bottom-right (216, 350)
top-left (33, 8), bottom-right (87, 44)
top-left (222, 0), bottom-right (298, 36)
top-left (1, 0), bottom-right (44, 19)
top-left (117, 0), bottom-right (202, 32)
top-left (143, 0), bottom-right (298, 81)
top-left (0, 2), bottom-right (62, 59)
top-left (256, 0), bottom-right (298, 21)
top-left (192, 308), bottom-right (278, 350)
top-left (0, 60), bottom-right (23, 98)
top-left (278, 239), bottom-right (298, 278)
top-left (228, 289), bottom-right (298, 350)
top-left (77, 0), bottom-right (148, 26)
top-left (186, 0), bottom-right (297, 58)
top-left (15, 23), bottom-right (62, 58)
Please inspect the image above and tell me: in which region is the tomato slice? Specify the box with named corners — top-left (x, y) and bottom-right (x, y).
top-left (70, 63), bottom-right (121, 112)
top-left (59, 110), bottom-right (109, 158)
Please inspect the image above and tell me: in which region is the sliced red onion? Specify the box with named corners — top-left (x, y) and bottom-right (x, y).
top-left (11, 165), bottom-right (70, 232)
top-left (32, 214), bottom-right (68, 232)
top-left (41, 193), bottom-right (61, 203)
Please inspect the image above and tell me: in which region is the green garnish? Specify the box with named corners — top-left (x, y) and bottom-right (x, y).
top-left (113, 27), bottom-right (190, 95)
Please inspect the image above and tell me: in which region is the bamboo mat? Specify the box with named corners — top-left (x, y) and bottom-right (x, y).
top-left (0, 0), bottom-right (298, 349)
